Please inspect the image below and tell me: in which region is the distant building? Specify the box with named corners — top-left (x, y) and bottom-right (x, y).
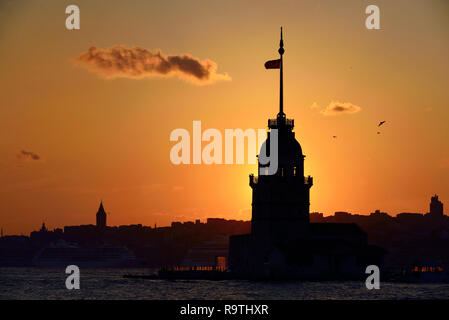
top-left (171, 222), bottom-right (182, 228)
top-left (428, 194), bottom-right (444, 217)
top-left (310, 212), bottom-right (325, 222)
top-left (334, 212), bottom-right (352, 223)
top-left (396, 212), bottom-right (424, 226)
top-left (30, 222), bottom-right (62, 247)
top-left (96, 201), bottom-right (107, 230)
top-left (40, 222), bottom-right (47, 232)
top-left (369, 210), bottom-right (392, 222)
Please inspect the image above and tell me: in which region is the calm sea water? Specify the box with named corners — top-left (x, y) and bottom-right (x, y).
top-left (1, 267), bottom-right (449, 300)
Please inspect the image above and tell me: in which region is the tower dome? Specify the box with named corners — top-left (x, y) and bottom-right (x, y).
top-left (258, 114), bottom-right (305, 177)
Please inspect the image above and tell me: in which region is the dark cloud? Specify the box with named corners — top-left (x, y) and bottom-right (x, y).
top-left (74, 45), bottom-right (231, 85)
top-left (321, 101), bottom-right (362, 116)
top-left (18, 150), bottom-right (41, 161)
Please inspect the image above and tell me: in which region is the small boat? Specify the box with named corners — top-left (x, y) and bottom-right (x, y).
top-left (400, 261), bottom-right (449, 283)
top-left (124, 266), bottom-right (233, 280)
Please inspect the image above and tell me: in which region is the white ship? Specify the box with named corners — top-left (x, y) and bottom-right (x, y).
top-left (32, 240), bottom-right (139, 267)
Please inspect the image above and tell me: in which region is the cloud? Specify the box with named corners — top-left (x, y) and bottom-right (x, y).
top-left (17, 150), bottom-right (41, 161)
top-left (74, 45), bottom-right (231, 85)
top-left (320, 101), bottom-right (362, 116)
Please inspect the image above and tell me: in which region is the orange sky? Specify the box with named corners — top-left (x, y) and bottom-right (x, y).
top-left (1, 0), bottom-right (449, 235)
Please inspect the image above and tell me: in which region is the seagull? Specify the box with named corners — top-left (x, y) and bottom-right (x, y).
top-left (378, 121), bottom-right (386, 127)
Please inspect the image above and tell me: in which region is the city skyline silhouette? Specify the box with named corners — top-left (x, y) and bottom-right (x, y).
top-left (2, 28), bottom-right (448, 282)
top-left (1, 1), bottom-right (448, 237)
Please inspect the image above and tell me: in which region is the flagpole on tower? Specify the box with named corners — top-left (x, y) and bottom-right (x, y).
top-left (279, 27), bottom-right (285, 117)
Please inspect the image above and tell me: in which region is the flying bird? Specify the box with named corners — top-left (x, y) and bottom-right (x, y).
top-left (332, 136), bottom-right (337, 139)
top-left (378, 121), bottom-right (386, 127)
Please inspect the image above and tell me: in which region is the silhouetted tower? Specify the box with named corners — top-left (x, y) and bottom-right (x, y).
top-left (40, 222), bottom-right (47, 232)
top-left (249, 28), bottom-right (313, 241)
top-left (429, 194), bottom-right (443, 217)
top-left (96, 201), bottom-right (107, 230)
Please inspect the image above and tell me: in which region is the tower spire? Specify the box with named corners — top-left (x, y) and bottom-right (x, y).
top-left (278, 27), bottom-right (285, 117)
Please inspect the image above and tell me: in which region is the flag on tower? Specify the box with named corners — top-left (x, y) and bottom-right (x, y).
top-left (264, 59), bottom-right (281, 69)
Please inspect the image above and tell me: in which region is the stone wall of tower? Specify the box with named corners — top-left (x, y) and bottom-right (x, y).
top-left (251, 176), bottom-right (311, 241)
top-left (250, 119), bottom-right (312, 242)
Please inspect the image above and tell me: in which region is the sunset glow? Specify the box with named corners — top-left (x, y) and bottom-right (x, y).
top-left (1, 0), bottom-right (448, 235)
